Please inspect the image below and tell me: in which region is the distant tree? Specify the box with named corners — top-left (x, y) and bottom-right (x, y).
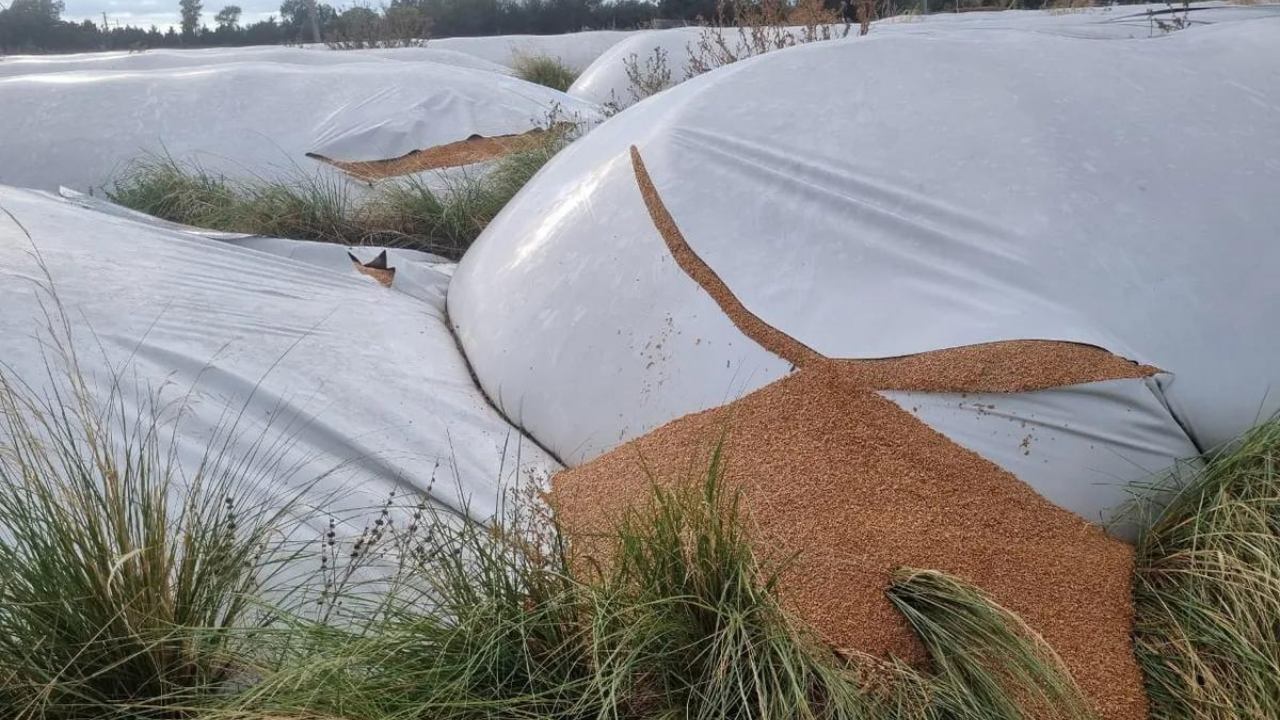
top-left (383, 3), bottom-right (430, 40)
top-left (9, 0), bottom-right (65, 22)
top-left (329, 4), bottom-right (375, 38)
top-left (0, 0), bottom-right (66, 51)
top-left (214, 4), bottom-right (241, 28)
top-left (658, 0), bottom-right (716, 21)
top-left (243, 14), bottom-right (285, 42)
top-left (0, 0), bottom-right (657, 53)
top-left (593, 0), bottom-right (657, 28)
top-left (279, 0), bottom-right (332, 40)
top-left (278, 0), bottom-right (301, 24)
top-left (179, 0), bottom-right (202, 35)
top-left (304, 0), bottom-right (320, 40)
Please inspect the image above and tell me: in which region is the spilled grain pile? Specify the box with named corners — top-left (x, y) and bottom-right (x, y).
top-left (552, 367), bottom-right (1147, 720)
top-left (549, 146), bottom-right (1153, 720)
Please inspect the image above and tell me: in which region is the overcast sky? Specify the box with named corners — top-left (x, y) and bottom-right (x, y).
top-left (63, 0), bottom-right (280, 30)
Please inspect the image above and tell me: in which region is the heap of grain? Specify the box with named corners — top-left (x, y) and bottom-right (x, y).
top-left (552, 367), bottom-right (1145, 720)
top-left (548, 148), bottom-right (1151, 720)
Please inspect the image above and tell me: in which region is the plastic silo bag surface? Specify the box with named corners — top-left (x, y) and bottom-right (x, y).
top-left (567, 28), bottom-right (706, 107)
top-left (57, 186), bottom-right (457, 309)
top-left (0, 60), bottom-right (599, 192)
top-left (448, 18), bottom-right (1280, 535)
top-left (0, 186), bottom-right (558, 531)
top-left (431, 30), bottom-right (641, 72)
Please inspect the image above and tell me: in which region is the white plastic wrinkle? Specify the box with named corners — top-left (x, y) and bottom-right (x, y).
top-left (0, 59), bottom-right (599, 192)
top-left (0, 187), bottom-right (559, 533)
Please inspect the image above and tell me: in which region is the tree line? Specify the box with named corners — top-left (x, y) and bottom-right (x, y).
top-left (0, 0), bottom-right (676, 54)
top-left (0, 0), bottom-right (1124, 55)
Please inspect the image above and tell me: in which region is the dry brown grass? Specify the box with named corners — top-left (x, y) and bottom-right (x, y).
top-left (620, 0), bottom-right (916, 105)
top-left (621, 46), bottom-right (674, 105)
top-left (1044, 0), bottom-right (1095, 15)
top-left (685, 0), bottom-right (853, 76)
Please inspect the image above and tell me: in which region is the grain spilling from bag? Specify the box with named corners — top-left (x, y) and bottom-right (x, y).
top-left (551, 366), bottom-right (1148, 720)
top-left (630, 144), bottom-right (1158, 390)
top-left (309, 127), bottom-right (557, 180)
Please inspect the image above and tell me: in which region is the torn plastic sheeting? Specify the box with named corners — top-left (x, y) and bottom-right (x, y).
top-left (879, 376), bottom-right (1200, 542)
top-left (650, 22), bottom-right (1280, 449)
top-left (0, 60), bottom-right (598, 193)
top-left (633, 24), bottom-right (1280, 367)
top-left (453, 18), bottom-right (1280, 466)
top-left (222, 237), bottom-right (455, 310)
top-left (56, 189), bottom-right (454, 308)
top-left (0, 186), bottom-right (559, 528)
top-left (309, 127), bottom-right (564, 180)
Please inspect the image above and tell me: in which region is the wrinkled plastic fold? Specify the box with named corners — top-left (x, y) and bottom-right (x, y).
top-left (1, 187), bottom-right (559, 529)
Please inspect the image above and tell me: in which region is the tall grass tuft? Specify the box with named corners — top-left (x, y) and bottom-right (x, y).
top-left (889, 569), bottom-right (1094, 720)
top-left (370, 127), bottom-right (570, 257)
top-left (227, 481), bottom-right (605, 720)
top-left (685, 0), bottom-right (851, 78)
top-left (600, 447), bottom-right (882, 720)
top-left (511, 53), bottom-right (579, 92)
top-left (108, 156), bottom-right (365, 245)
top-left (231, 447), bottom-right (870, 720)
top-left (1132, 415), bottom-right (1280, 720)
top-left (0, 246), bottom-right (315, 718)
top-left (0, 357), bottom-right (304, 719)
top-left (106, 155), bottom-right (241, 228)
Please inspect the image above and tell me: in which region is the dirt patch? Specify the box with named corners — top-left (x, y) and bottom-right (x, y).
top-left (310, 128), bottom-right (556, 181)
top-left (551, 366), bottom-right (1148, 720)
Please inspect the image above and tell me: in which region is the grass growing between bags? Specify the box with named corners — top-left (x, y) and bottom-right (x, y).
top-left (512, 53), bottom-right (579, 92)
top-left (366, 132), bottom-right (568, 255)
top-left (106, 159), bottom-right (361, 245)
top-left (1132, 415), bottom-right (1280, 720)
top-left (0, 353), bottom-right (306, 718)
top-left (106, 127), bottom-right (570, 259)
